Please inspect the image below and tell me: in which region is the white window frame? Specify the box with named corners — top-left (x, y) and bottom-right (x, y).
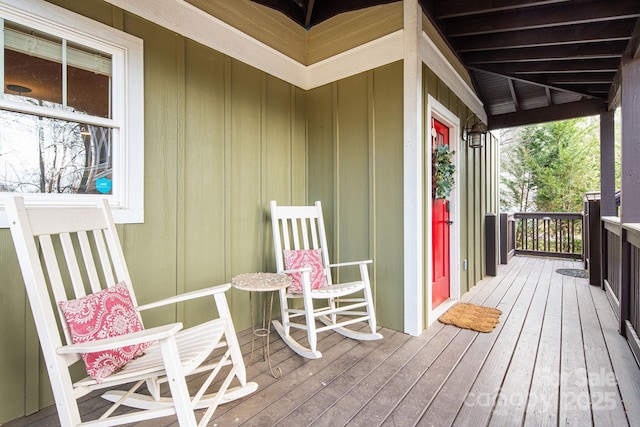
top-left (0, 0), bottom-right (143, 226)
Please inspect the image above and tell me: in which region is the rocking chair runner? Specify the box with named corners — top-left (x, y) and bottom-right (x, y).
top-left (5, 196), bottom-right (257, 427)
top-left (269, 200), bottom-right (382, 359)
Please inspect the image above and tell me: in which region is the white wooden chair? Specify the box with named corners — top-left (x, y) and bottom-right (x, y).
top-left (5, 196), bottom-right (257, 427)
top-left (269, 200), bottom-right (382, 359)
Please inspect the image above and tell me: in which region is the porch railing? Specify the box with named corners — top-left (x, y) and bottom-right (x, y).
top-left (513, 212), bottom-right (584, 260)
top-left (602, 217), bottom-right (622, 311)
top-left (500, 213), bottom-right (515, 264)
top-left (601, 217), bottom-right (640, 363)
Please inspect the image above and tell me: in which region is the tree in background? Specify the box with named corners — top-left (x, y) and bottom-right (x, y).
top-left (501, 117), bottom-right (601, 213)
top-left (500, 128), bottom-right (536, 212)
top-left (501, 117), bottom-right (600, 212)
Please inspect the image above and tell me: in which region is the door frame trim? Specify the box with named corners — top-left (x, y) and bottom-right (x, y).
top-left (426, 95), bottom-right (461, 327)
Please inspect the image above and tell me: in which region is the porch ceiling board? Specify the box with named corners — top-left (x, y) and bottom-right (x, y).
top-left (424, 0), bottom-right (640, 128)
top-left (244, 0), bottom-right (639, 128)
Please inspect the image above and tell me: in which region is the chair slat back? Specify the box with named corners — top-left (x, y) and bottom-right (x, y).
top-left (270, 201), bottom-right (332, 285)
top-left (6, 196), bottom-right (136, 367)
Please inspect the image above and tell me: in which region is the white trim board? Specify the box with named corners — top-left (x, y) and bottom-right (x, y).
top-left (426, 95), bottom-right (462, 326)
top-left (420, 33), bottom-right (486, 122)
top-left (403, 0), bottom-right (424, 337)
top-left (101, 0), bottom-right (481, 107)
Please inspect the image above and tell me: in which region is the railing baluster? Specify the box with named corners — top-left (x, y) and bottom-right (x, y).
top-left (512, 212), bottom-right (583, 259)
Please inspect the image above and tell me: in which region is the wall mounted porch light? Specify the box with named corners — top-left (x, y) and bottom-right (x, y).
top-left (463, 115), bottom-right (488, 149)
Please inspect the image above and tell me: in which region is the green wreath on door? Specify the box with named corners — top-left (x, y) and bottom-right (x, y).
top-left (432, 144), bottom-right (455, 200)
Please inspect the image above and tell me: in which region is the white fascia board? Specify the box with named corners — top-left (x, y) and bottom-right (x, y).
top-left (306, 30), bottom-right (403, 88)
top-left (102, 0), bottom-right (485, 111)
top-left (102, 0), bottom-right (307, 88)
top-left (419, 32), bottom-right (486, 123)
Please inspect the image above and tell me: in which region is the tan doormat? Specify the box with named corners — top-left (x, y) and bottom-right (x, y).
top-left (438, 302), bottom-right (502, 333)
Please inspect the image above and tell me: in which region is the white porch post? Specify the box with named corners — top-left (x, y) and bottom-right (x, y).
top-left (403, 0), bottom-right (423, 336)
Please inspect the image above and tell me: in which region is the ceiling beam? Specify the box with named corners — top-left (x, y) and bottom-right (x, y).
top-left (462, 41), bottom-right (627, 64)
top-left (545, 87), bottom-right (552, 106)
top-left (432, 0), bottom-right (569, 19)
top-left (472, 59), bottom-right (620, 75)
top-left (445, 0), bottom-right (640, 37)
top-left (304, 0), bottom-right (315, 28)
top-left (453, 21), bottom-right (635, 52)
top-left (608, 69), bottom-right (622, 110)
top-left (545, 73), bottom-right (615, 85)
top-left (630, 16), bottom-right (640, 58)
top-left (471, 66), bottom-right (604, 99)
top-left (508, 78), bottom-right (519, 111)
top-left (488, 98), bottom-right (607, 129)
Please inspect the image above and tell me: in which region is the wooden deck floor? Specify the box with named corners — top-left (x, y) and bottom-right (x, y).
top-left (6, 256), bottom-right (640, 426)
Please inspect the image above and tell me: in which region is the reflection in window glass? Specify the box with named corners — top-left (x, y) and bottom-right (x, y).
top-left (4, 22), bottom-right (63, 106)
top-left (67, 40), bottom-right (111, 117)
top-left (0, 110), bottom-right (112, 194)
top-left (3, 21), bottom-right (112, 118)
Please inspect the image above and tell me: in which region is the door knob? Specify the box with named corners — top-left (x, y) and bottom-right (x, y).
top-left (446, 220), bottom-right (454, 225)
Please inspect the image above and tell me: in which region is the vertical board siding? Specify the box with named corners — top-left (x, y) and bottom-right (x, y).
top-left (307, 84), bottom-right (337, 230)
top-left (120, 13), bottom-right (180, 331)
top-left (337, 74), bottom-right (370, 284)
top-left (228, 60), bottom-right (263, 321)
top-left (183, 41), bottom-right (228, 327)
top-left (0, 3), bottom-right (498, 422)
top-left (307, 63), bottom-right (405, 331)
top-left (372, 62), bottom-right (405, 328)
top-left (0, 230), bottom-right (27, 420)
top-left (0, 2), bottom-right (307, 420)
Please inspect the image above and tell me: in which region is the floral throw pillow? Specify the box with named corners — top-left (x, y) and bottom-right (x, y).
top-left (283, 249), bottom-right (328, 292)
top-left (58, 282), bottom-right (150, 383)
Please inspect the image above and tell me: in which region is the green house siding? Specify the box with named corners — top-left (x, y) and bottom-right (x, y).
top-left (0, 2), bottom-right (498, 422)
top-left (307, 62), bottom-right (405, 332)
top-left (305, 61), bottom-right (499, 331)
top-left (0, 2), bottom-right (307, 421)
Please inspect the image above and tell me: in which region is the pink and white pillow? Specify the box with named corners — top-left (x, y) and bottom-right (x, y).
top-left (283, 249), bottom-right (328, 292)
top-left (59, 282), bottom-right (150, 383)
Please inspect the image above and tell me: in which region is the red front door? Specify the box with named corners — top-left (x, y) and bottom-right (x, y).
top-left (432, 119), bottom-right (451, 308)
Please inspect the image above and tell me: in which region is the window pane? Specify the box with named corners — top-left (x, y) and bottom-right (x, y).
top-left (67, 41), bottom-right (111, 118)
top-left (0, 111), bottom-right (113, 194)
top-left (3, 22), bottom-right (112, 118)
top-left (4, 21), bottom-right (63, 106)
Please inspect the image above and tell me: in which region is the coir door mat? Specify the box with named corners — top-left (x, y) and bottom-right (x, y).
top-left (438, 302), bottom-right (502, 333)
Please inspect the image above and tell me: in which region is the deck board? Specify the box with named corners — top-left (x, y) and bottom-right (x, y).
top-left (488, 258), bottom-right (555, 427)
top-left (523, 259), bottom-right (564, 427)
top-left (559, 265), bottom-right (592, 426)
top-left (575, 269), bottom-right (628, 426)
top-left (590, 278), bottom-right (640, 422)
top-left (453, 255), bottom-right (543, 426)
top-left (5, 256), bottom-right (640, 427)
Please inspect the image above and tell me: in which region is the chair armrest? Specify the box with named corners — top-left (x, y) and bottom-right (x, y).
top-left (57, 323), bottom-right (183, 354)
top-left (327, 260), bottom-right (373, 268)
top-left (137, 283), bottom-right (231, 312)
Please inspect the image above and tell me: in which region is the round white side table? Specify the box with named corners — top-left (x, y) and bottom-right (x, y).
top-left (231, 272), bottom-right (291, 378)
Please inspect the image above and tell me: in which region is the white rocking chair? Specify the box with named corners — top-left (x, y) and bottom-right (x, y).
top-left (269, 200), bottom-right (382, 359)
top-left (5, 196), bottom-right (257, 427)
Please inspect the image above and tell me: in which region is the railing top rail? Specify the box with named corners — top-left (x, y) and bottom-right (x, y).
top-left (623, 222), bottom-right (640, 234)
top-left (602, 216), bottom-right (621, 226)
top-left (513, 212), bottom-right (583, 220)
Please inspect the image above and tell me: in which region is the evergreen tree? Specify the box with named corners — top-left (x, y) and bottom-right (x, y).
top-left (501, 117), bottom-right (601, 212)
